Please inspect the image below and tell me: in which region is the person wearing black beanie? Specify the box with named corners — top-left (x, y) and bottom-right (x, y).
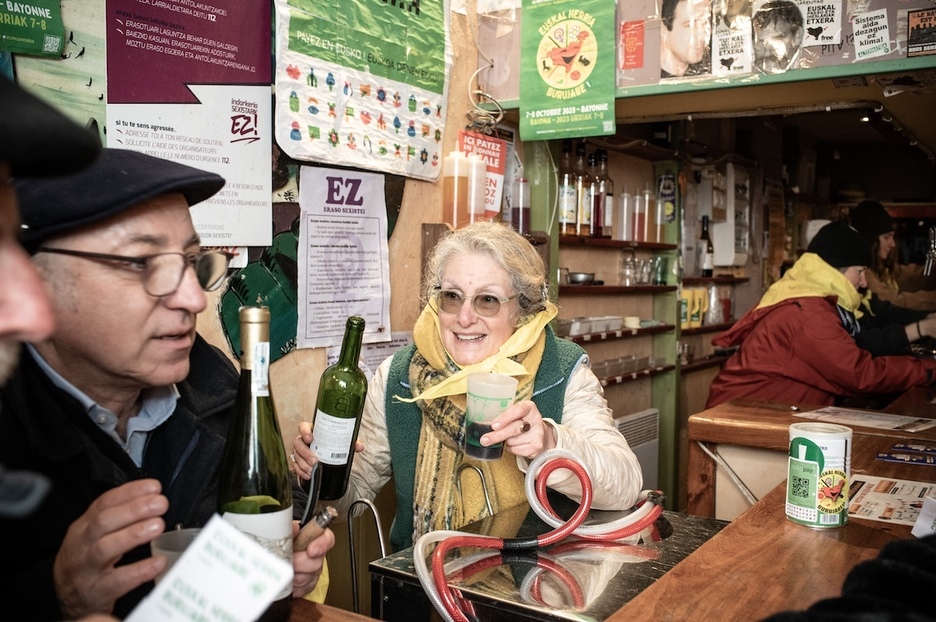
top-left (848, 200), bottom-right (936, 312)
top-left (706, 221), bottom-right (936, 409)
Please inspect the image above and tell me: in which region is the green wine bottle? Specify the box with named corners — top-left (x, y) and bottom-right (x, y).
top-left (310, 316), bottom-right (368, 501)
top-left (218, 306), bottom-right (294, 621)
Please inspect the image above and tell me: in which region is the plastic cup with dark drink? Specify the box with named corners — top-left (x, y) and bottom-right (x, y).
top-left (464, 373), bottom-right (518, 460)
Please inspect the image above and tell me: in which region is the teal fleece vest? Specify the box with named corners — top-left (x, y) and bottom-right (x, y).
top-left (383, 327), bottom-right (585, 551)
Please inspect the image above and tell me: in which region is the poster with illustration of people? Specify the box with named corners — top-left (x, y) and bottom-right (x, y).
top-left (713, 0), bottom-right (753, 76)
top-left (273, 0), bottom-right (452, 182)
top-left (660, 0), bottom-right (712, 79)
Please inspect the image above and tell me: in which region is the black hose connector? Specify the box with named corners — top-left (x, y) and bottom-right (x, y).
top-left (501, 537), bottom-right (542, 551)
top-left (646, 490), bottom-right (667, 507)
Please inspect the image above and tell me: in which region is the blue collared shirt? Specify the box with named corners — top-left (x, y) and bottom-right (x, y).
top-left (26, 344), bottom-right (179, 467)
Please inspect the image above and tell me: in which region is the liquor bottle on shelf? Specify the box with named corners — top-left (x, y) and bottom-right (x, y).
top-left (310, 316), bottom-right (368, 501)
top-left (616, 189), bottom-right (632, 241)
top-left (598, 149), bottom-right (614, 239)
top-left (587, 151), bottom-right (602, 237)
top-left (511, 177), bottom-right (531, 235)
top-left (574, 141), bottom-right (592, 237)
top-left (699, 215), bottom-right (715, 277)
top-left (218, 306), bottom-right (294, 622)
top-left (558, 140), bottom-right (577, 236)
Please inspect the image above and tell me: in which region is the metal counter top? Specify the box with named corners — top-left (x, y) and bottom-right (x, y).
top-left (369, 495), bottom-right (726, 621)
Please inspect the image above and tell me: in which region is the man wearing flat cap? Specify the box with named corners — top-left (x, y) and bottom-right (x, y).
top-left (707, 221), bottom-right (936, 408)
top-left (849, 199), bottom-right (936, 312)
top-left (0, 78), bottom-right (117, 622)
top-left (0, 148), bottom-right (334, 619)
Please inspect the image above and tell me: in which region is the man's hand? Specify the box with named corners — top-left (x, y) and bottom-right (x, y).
top-left (54, 479), bottom-right (169, 618)
top-left (291, 520), bottom-right (336, 598)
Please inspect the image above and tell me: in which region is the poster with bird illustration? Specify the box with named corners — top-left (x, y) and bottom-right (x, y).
top-left (519, 0), bottom-right (615, 141)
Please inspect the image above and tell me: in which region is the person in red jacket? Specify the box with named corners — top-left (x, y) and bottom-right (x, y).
top-left (707, 221), bottom-right (936, 408)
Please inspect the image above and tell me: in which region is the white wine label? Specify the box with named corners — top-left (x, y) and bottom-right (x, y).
top-left (310, 410), bottom-right (356, 466)
top-left (222, 505), bottom-right (293, 599)
top-left (252, 342), bottom-right (270, 397)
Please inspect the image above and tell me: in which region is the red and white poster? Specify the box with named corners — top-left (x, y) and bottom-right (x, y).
top-left (105, 0), bottom-right (273, 246)
top-left (457, 129), bottom-right (508, 220)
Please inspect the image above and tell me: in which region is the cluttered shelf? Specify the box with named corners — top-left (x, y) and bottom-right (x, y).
top-left (681, 355), bottom-right (730, 374)
top-left (559, 285), bottom-right (678, 295)
top-left (598, 364), bottom-right (675, 387)
top-left (682, 276), bottom-right (750, 286)
top-left (558, 235), bottom-right (678, 251)
top-left (564, 324), bottom-right (674, 343)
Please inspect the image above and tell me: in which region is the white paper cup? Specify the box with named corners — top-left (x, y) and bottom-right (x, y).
top-left (151, 527), bottom-right (201, 582)
top-left (623, 316), bottom-right (641, 329)
top-left (464, 373), bottom-right (518, 460)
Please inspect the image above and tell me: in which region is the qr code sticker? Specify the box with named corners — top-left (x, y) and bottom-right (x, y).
top-left (42, 35), bottom-right (62, 54)
top-left (790, 475), bottom-right (810, 499)
top-left (603, 120), bottom-right (615, 132)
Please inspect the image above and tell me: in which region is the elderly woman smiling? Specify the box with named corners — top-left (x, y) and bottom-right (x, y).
top-left (293, 221), bottom-right (643, 551)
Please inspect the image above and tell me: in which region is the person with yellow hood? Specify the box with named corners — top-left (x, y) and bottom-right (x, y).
top-left (292, 221), bottom-right (644, 552)
top-left (707, 221), bottom-right (936, 409)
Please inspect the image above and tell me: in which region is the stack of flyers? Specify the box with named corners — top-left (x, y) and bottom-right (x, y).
top-left (877, 442), bottom-right (936, 465)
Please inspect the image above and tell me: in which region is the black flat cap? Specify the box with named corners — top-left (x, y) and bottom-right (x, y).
top-left (0, 77), bottom-right (101, 177)
top-left (15, 148), bottom-right (225, 249)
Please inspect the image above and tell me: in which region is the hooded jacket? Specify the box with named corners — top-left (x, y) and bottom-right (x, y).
top-left (707, 295), bottom-right (936, 408)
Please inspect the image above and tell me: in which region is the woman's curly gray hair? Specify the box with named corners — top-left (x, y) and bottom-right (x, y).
top-left (423, 221), bottom-right (548, 326)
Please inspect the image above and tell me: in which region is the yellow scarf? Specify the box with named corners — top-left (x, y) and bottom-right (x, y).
top-left (399, 297), bottom-right (558, 402)
top-left (401, 299), bottom-right (556, 540)
top-left (757, 252), bottom-right (863, 317)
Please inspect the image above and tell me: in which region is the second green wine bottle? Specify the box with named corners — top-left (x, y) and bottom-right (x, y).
top-left (310, 316), bottom-right (368, 501)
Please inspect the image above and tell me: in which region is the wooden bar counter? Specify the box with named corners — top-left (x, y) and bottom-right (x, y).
top-left (687, 389), bottom-right (936, 517)
top-left (610, 430), bottom-right (935, 621)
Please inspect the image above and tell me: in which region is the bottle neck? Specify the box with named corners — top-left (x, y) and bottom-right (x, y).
top-left (338, 321), bottom-right (364, 367)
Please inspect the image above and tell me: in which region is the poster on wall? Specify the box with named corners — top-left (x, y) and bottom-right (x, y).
top-left (713, 0), bottom-right (753, 77)
top-left (104, 0), bottom-right (273, 247)
top-left (798, 0), bottom-right (842, 46)
top-left (0, 0), bottom-right (65, 56)
top-left (908, 8), bottom-right (936, 58)
top-left (297, 166), bottom-right (391, 349)
top-left (519, 0), bottom-right (616, 141)
top-left (660, 0), bottom-right (712, 79)
top-left (273, 0), bottom-right (451, 182)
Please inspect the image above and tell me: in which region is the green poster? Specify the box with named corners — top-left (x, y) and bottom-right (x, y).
top-left (519, 0), bottom-right (616, 141)
top-left (0, 0), bottom-right (65, 56)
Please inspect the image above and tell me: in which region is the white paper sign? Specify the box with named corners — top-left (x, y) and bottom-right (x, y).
top-left (297, 166), bottom-right (392, 349)
top-left (799, 0), bottom-right (842, 46)
top-left (126, 515), bottom-right (292, 622)
top-left (852, 9), bottom-right (891, 61)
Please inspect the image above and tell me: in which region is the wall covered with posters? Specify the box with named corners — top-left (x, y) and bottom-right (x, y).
top-left (477, 0), bottom-right (936, 104)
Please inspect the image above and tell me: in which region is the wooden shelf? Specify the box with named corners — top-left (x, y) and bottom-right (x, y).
top-left (558, 235), bottom-right (678, 251)
top-left (682, 276), bottom-right (750, 286)
top-left (565, 324), bottom-right (674, 343)
top-left (681, 322), bottom-right (735, 336)
top-left (680, 355), bottom-right (730, 374)
top-left (559, 285), bottom-right (678, 295)
top-left (599, 364), bottom-right (676, 387)
top-left (586, 135), bottom-right (679, 161)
